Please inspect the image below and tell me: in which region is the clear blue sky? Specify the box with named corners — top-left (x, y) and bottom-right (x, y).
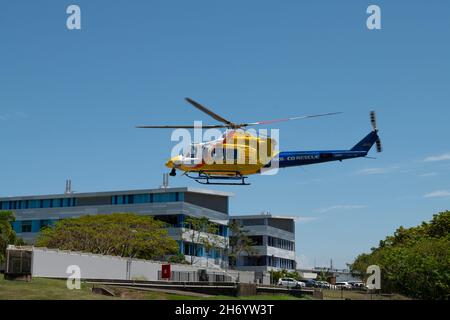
top-left (1, 1), bottom-right (449, 268)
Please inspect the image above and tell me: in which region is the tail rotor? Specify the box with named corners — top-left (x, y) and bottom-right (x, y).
top-left (370, 111), bottom-right (382, 153)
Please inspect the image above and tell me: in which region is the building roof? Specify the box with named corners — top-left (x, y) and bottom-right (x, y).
top-left (0, 187), bottom-right (233, 201)
top-left (230, 213), bottom-right (296, 220)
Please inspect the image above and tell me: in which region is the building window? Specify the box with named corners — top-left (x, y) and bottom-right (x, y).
top-left (268, 236), bottom-right (294, 251)
top-left (52, 199), bottom-right (61, 207)
top-left (241, 219), bottom-right (266, 226)
top-left (153, 215), bottom-right (178, 228)
top-left (154, 192), bottom-right (177, 203)
top-left (21, 221), bottom-right (32, 233)
top-left (62, 198), bottom-right (75, 207)
top-left (134, 194), bottom-right (150, 203)
top-left (248, 235), bottom-right (264, 246)
top-left (42, 199), bottom-right (52, 208)
top-left (218, 225), bottom-right (228, 237)
top-left (183, 242), bottom-right (204, 257)
top-left (266, 256), bottom-right (295, 269)
top-left (111, 193), bottom-right (181, 205)
top-left (40, 220), bottom-right (53, 230)
top-left (268, 218), bottom-right (294, 233)
top-left (28, 200), bottom-right (41, 209)
top-left (242, 256), bottom-right (266, 266)
top-left (113, 195), bottom-right (123, 205)
top-left (0, 198), bottom-right (76, 209)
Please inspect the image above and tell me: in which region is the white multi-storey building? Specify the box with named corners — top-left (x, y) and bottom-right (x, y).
top-left (230, 214), bottom-right (296, 272)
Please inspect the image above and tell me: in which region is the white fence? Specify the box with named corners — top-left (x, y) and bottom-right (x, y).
top-left (12, 246), bottom-right (266, 284)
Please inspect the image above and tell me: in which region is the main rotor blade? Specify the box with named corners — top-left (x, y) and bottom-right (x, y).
top-left (136, 125), bottom-right (227, 129)
top-left (243, 112), bottom-right (343, 127)
top-left (185, 98), bottom-right (236, 127)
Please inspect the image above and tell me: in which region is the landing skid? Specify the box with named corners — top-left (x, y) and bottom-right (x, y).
top-left (186, 171), bottom-right (250, 186)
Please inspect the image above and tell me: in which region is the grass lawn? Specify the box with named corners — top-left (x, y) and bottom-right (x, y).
top-left (166, 294), bottom-right (311, 300)
top-left (322, 289), bottom-right (410, 300)
top-left (1, 277), bottom-right (411, 300)
top-left (0, 277), bottom-right (117, 300)
top-left (0, 277), bottom-right (310, 300)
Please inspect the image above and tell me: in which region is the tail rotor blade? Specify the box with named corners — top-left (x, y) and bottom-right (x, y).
top-left (370, 111), bottom-right (382, 152)
top-left (370, 111), bottom-right (377, 131)
top-left (376, 138), bottom-right (382, 153)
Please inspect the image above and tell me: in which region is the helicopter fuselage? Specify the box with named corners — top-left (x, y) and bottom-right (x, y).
top-left (165, 130), bottom-right (379, 177)
top-left (137, 98), bottom-right (381, 185)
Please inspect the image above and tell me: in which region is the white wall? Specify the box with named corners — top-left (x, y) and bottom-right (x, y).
top-left (28, 247), bottom-right (264, 283)
top-left (128, 260), bottom-right (161, 280)
top-left (32, 248), bottom-right (128, 280)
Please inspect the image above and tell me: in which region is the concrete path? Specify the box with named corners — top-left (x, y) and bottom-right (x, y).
top-left (110, 285), bottom-right (213, 298)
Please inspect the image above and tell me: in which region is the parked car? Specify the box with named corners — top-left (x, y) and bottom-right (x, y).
top-left (304, 279), bottom-right (319, 288)
top-left (316, 281), bottom-right (332, 289)
top-left (278, 277), bottom-right (304, 288)
top-left (335, 281), bottom-right (353, 290)
top-left (349, 281), bottom-right (365, 289)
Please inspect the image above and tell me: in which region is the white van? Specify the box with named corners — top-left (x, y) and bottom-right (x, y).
top-left (278, 277), bottom-right (304, 288)
top-left (335, 282), bottom-right (353, 289)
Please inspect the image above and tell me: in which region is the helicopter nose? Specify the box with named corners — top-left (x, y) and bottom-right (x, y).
top-left (165, 156), bottom-right (181, 168)
top-left (165, 160), bottom-right (174, 168)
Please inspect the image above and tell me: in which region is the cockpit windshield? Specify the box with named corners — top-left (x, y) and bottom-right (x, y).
top-left (181, 145), bottom-right (202, 158)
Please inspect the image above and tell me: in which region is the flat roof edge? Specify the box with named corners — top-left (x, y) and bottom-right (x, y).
top-left (0, 187), bottom-right (233, 201)
top-left (230, 214), bottom-right (297, 220)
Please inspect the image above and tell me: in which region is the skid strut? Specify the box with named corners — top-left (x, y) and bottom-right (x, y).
top-left (186, 171), bottom-right (250, 186)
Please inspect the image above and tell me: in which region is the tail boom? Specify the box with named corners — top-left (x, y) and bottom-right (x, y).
top-left (265, 130), bottom-right (379, 169)
top-left (268, 150), bottom-right (366, 168)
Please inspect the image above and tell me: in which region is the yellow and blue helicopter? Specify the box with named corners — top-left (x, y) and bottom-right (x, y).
top-left (137, 98), bottom-right (382, 185)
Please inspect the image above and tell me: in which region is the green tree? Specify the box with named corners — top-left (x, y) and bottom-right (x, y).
top-left (269, 269), bottom-right (285, 284)
top-left (268, 269), bottom-right (301, 284)
top-left (0, 211), bottom-right (24, 264)
top-left (227, 220), bottom-right (257, 269)
top-left (351, 211), bottom-right (450, 299)
top-left (316, 270), bottom-right (334, 282)
top-left (167, 253), bottom-right (189, 264)
top-left (36, 213), bottom-right (179, 260)
top-left (183, 216), bottom-right (220, 265)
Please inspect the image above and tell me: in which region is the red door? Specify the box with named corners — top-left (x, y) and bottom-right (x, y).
top-left (161, 264), bottom-right (171, 280)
